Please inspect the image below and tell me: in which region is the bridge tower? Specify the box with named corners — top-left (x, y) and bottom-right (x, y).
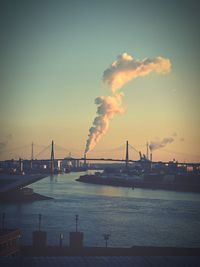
top-left (30, 142), bottom-right (34, 170)
top-left (125, 140), bottom-right (129, 169)
top-left (50, 140), bottom-right (55, 175)
top-left (19, 158), bottom-right (23, 174)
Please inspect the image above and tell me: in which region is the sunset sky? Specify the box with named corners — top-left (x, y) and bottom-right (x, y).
top-left (0, 0), bottom-right (199, 162)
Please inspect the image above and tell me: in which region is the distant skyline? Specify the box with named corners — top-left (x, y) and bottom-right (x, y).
top-left (0, 0), bottom-right (200, 162)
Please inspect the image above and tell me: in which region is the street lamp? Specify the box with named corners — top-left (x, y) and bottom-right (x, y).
top-left (38, 213), bottom-right (42, 231)
top-left (75, 214), bottom-right (79, 232)
top-left (103, 234), bottom-right (110, 248)
top-left (59, 233), bottom-right (64, 247)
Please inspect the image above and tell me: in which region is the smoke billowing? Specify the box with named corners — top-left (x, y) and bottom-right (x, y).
top-left (85, 52), bottom-right (171, 154)
top-left (149, 137), bottom-right (174, 151)
top-left (0, 142), bottom-right (6, 151)
top-left (85, 93), bottom-right (125, 153)
top-left (0, 134), bottom-right (12, 153)
top-left (149, 132), bottom-right (184, 152)
top-left (103, 53), bottom-right (171, 93)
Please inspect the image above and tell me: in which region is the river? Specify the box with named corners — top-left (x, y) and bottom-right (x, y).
top-left (1, 171), bottom-right (200, 247)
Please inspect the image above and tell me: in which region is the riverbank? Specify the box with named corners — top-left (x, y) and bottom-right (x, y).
top-left (0, 173), bottom-right (48, 194)
top-left (0, 173), bottom-right (53, 202)
top-left (0, 189), bottom-right (53, 203)
top-left (2, 171), bottom-right (200, 248)
top-left (77, 174), bottom-right (200, 193)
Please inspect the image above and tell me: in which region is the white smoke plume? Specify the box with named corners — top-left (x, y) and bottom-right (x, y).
top-left (0, 134), bottom-right (12, 153)
top-left (149, 137), bottom-right (174, 151)
top-left (103, 53), bottom-right (171, 92)
top-left (85, 93), bottom-right (125, 154)
top-left (85, 52), bottom-right (171, 154)
top-left (172, 132), bottom-right (177, 137)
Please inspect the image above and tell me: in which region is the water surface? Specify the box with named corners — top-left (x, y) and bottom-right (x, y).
top-left (1, 171), bottom-right (200, 247)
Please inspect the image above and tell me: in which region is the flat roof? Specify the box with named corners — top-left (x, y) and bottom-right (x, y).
top-left (0, 256), bottom-right (200, 267)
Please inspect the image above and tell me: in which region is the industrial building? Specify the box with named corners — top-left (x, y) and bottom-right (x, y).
top-left (0, 228), bottom-right (21, 257)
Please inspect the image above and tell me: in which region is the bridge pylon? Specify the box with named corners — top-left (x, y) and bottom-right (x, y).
top-left (50, 140), bottom-right (55, 175)
top-left (30, 142), bottom-right (34, 170)
top-left (125, 140), bottom-right (129, 169)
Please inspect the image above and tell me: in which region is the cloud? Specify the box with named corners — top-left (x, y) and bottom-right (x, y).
top-left (103, 53), bottom-right (171, 92)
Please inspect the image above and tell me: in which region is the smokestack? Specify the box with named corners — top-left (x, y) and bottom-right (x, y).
top-left (19, 158), bottom-right (23, 173)
top-left (84, 153), bottom-right (87, 166)
top-left (146, 142), bottom-right (149, 160)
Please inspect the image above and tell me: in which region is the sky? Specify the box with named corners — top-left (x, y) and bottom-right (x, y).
top-left (0, 0), bottom-right (200, 162)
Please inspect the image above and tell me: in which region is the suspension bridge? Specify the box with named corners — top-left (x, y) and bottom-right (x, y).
top-left (0, 140), bottom-right (199, 176)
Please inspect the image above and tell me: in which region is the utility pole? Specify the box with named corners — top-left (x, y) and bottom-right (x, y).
top-left (50, 140), bottom-right (55, 175)
top-left (103, 234), bottom-right (110, 248)
top-left (59, 233), bottom-right (64, 247)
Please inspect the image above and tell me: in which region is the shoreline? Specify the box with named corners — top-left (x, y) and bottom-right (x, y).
top-left (0, 173), bottom-right (53, 202)
top-left (0, 173), bottom-right (49, 194)
top-left (0, 191), bottom-right (53, 203)
top-left (77, 175), bottom-right (200, 193)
